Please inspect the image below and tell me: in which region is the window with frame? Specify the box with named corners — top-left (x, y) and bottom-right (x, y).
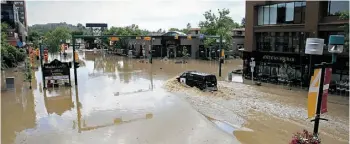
top-left (257, 2), bottom-right (305, 25)
top-left (263, 5), bottom-right (270, 25)
top-left (328, 0), bottom-right (349, 16)
top-left (275, 32), bottom-right (284, 52)
top-left (292, 32), bottom-right (300, 53)
top-left (263, 32), bottom-right (271, 51)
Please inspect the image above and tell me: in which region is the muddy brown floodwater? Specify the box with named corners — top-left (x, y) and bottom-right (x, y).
top-left (1, 50), bottom-right (349, 144)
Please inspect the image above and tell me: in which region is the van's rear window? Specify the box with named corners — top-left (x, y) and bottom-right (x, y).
top-left (205, 76), bottom-right (216, 81)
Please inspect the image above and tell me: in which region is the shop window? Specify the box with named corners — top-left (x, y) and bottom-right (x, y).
top-left (270, 32), bottom-right (276, 51)
top-left (276, 32), bottom-right (284, 52)
top-left (284, 32), bottom-right (291, 52)
top-left (328, 0), bottom-right (349, 16)
top-left (263, 32), bottom-right (271, 51)
top-left (292, 32), bottom-right (300, 53)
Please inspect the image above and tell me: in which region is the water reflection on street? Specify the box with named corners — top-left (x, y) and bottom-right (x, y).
top-left (1, 51), bottom-right (242, 144)
top-left (1, 50), bottom-right (348, 144)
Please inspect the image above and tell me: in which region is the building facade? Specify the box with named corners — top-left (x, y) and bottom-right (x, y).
top-left (1, 0), bottom-right (28, 47)
top-left (232, 28), bottom-right (245, 57)
top-left (244, 1), bottom-right (349, 89)
top-left (126, 31), bottom-right (203, 59)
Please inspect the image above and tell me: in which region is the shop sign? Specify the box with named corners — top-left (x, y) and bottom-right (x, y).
top-left (262, 55), bottom-right (295, 63)
top-left (43, 59), bottom-right (70, 79)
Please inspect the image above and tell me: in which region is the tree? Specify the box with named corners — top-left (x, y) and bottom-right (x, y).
top-left (1, 22), bottom-right (26, 69)
top-left (186, 23), bottom-right (191, 30)
top-left (339, 11), bottom-right (349, 51)
top-left (28, 30), bottom-right (41, 48)
top-left (168, 28), bottom-right (180, 32)
top-left (43, 26), bottom-right (71, 53)
top-left (157, 28), bottom-right (163, 33)
top-left (103, 24), bottom-right (149, 50)
top-left (241, 17), bottom-right (245, 28)
top-left (198, 9), bottom-right (240, 51)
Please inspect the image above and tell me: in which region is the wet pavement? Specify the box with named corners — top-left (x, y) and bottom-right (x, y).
top-left (1, 50), bottom-right (349, 144)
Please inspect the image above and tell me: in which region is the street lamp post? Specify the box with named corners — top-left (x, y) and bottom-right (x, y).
top-left (150, 37), bottom-right (155, 64)
top-left (216, 35), bottom-right (225, 77)
top-left (39, 38), bottom-right (46, 89)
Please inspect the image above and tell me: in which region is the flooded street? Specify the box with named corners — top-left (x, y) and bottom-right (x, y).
top-left (1, 50), bottom-right (349, 144)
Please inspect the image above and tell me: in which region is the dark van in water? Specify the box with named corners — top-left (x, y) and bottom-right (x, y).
top-left (176, 71), bottom-right (218, 91)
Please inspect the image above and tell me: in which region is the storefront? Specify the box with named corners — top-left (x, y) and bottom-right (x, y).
top-left (243, 51), bottom-right (349, 88)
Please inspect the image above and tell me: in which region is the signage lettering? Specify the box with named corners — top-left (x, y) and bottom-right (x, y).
top-left (262, 55), bottom-right (295, 62)
top-left (43, 59), bottom-right (70, 80)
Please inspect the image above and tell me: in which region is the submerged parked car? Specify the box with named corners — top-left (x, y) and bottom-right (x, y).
top-left (176, 71), bottom-right (218, 91)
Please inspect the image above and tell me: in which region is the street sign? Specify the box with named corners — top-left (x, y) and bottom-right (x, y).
top-left (136, 37), bottom-right (141, 40)
top-left (305, 38), bottom-right (324, 55)
top-left (43, 59), bottom-right (70, 80)
top-left (144, 37), bottom-right (151, 41)
top-left (250, 67), bottom-right (254, 72)
top-left (250, 61), bottom-right (255, 67)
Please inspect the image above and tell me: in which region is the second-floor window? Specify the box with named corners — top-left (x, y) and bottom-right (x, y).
top-left (257, 1), bottom-right (306, 26)
top-left (328, 0), bottom-right (349, 16)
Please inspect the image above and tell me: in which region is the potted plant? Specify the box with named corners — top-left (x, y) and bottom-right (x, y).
top-left (290, 129), bottom-right (321, 144)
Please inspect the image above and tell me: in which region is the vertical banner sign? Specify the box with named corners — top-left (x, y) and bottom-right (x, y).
top-left (321, 68), bottom-right (332, 114)
top-left (307, 67), bottom-right (332, 118)
top-left (307, 68), bottom-right (321, 118)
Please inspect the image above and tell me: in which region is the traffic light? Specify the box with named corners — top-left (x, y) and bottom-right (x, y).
top-left (175, 34), bottom-right (178, 39)
top-left (74, 62), bottom-right (80, 68)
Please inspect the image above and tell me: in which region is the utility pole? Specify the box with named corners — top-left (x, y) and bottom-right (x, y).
top-left (39, 39), bottom-right (46, 89)
top-left (72, 37), bottom-right (78, 85)
top-left (219, 35), bottom-right (222, 77)
top-left (149, 37), bottom-right (154, 64)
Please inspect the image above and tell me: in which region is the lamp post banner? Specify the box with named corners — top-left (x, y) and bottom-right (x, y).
top-left (321, 67), bottom-right (332, 114)
top-left (307, 68), bottom-right (321, 118)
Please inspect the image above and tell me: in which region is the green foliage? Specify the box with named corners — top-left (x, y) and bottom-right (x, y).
top-left (168, 28), bottom-right (180, 32)
top-left (104, 24), bottom-right (149, 36)
top-left (43, 26), bottom-right (72, 53)
top-left (168, 23), bottom-right (192, 34)
top-left (71, 30), bottom-right (84, 35)
top-left (339, 11), bottom-right (349, 51)
top-left (103, 24), bottom-right (149, 50)
top-left (28, 30), bottom-right (41, 48)
top-left (1, 22), bottom-right (26, 69)
top-left (29, 22), bottom-right (83, 36)
top-left (199, 9), bottom-right (240, 50)
top-left (241, 17), bottom-right (245, 28)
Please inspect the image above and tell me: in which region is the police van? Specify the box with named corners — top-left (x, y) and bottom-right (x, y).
top-left (176, 71), bottom-right (218, 91)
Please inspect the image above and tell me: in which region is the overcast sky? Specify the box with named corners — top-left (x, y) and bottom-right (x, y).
top-left (27, 0), bottom-right (245, 31)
